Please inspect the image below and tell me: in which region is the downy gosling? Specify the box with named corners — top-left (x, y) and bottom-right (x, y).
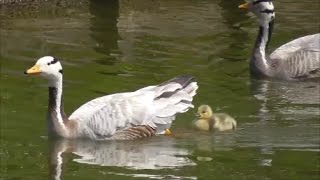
top-left (194, 105), bottom-right (237, 132)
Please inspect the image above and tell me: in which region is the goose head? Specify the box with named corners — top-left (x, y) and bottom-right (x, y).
top-left (25, 56), bottom-right (63, 83)
top-left (239, 0), bottom-right (275, 26)
top-left (196, 105), bottom-right (213, 120)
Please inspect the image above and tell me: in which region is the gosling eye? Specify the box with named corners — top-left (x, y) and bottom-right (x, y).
top-left (201, 111), bottom-right (206, 113)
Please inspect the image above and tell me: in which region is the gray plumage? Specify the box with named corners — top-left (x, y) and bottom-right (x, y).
top-left (270, 34), bottom-right (320, 80)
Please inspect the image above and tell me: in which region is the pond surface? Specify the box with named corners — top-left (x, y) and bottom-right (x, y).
top-left (1, 0), bottom-right (319, 179)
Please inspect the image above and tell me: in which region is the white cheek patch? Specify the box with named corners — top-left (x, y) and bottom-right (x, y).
top-left (259, 1), bottom-right (274, 11)
top-left (270, 14), bottom-right (275, 20)
top-left (257, 2), bottom-right (275, 21)
top-left (264, 2), bottom-right (274, 10)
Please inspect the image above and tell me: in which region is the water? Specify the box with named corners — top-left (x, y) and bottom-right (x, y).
top-left (1, 0), bottom-right (319, 179)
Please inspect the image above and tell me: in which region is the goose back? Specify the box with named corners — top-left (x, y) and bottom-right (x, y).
top-left (270, 34), bottom-right (320, 80)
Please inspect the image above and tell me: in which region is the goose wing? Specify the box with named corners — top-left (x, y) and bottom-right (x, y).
top-left (69, 91), bottom-right (156, 138)
top-left (270, 33), bottom-right (320, 78)
top-left (270, 33), bottom-right (320, 60)
top-left (68, 75), bottom-right (198, 139)
top-left (281, 48), bottom-right (320, 79)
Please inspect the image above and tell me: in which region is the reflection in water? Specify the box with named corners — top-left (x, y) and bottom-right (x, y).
top-left (89, 0), bottom-right (120, 65)
top-left (106, 172), bottom-right (197, 180)
top-left (251, 79), bottom-right (320, 120)
top-left (49, 137), bottom-right (195, 180)
top-left (115, 0), bottom-right (227, 66)
top-left (216, 0), bottom-right (250, 62)
top-left (248, 79), bottom-right (320, 168)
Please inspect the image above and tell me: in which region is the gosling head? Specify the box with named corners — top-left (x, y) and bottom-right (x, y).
top-left (239, 0), bottom-right (275, 25)
top-left (25, 56), bottom-right (63, 81)
top-left (196, 105), bottom-right (213, 120)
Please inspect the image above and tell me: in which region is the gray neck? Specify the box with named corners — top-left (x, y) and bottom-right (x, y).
top-left (48, 76), bottom-right (68, 137)
top-left (251, 19), bottom-right (274, 77)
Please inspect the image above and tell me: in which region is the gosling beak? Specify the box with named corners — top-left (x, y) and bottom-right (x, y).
top-left (238, 2), bottom-right (249, 10)
top-left (195, 113), bottom-right (201, 118)
top-left (164, 129), bottom-right (171, 135)
top-left (24, 64), bottom-right (41, 75)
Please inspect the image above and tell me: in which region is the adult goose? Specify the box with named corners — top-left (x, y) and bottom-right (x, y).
top-left (239, 0), bottom-right (320, 80)
top-left (25, 56), bottom-right (198, 140)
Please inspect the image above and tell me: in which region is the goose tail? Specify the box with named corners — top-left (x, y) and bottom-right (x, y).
top-left (232, 119), bottom-right (237, 130)
top-left (151, 75), bottom-right (198, 133)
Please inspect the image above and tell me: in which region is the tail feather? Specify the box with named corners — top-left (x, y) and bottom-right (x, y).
top-left (155, 91), bottom-right (193, 108)
top-left (183, 82), bottom-right (198, 97)
top-left (158, 75), bottom-right (195, 89)
top-left (156, 101), bottom-right (194, 118)
top-left (155, 83), bottom-right (183, 97)
top-left (151, 75), bottom-right (198, 125)
top-left (232, 119), bottom-right (237, 130)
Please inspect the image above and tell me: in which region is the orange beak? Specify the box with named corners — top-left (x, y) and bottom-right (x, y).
top-left (24, 64), bottom-right (41, 75)
top-left (238, 2), bottom-right (249, 10)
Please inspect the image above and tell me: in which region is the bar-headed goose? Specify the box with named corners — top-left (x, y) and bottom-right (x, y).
top-left (25, 56), bottom-right (198, 140)
top-left (239, 0), bottom-right (320, 80)
top-left (194, 105), bottom-right (236, 132)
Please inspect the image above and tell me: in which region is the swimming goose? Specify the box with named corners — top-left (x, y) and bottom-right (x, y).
top-left (194, 105), bottom-right (236, 132)
top-left (25, 56), bottom-right (198, 140)
top-left (239, 0), bottom-right (320, 80)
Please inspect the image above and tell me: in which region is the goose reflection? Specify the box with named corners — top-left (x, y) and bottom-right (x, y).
top-left (248, 79), bottom-right (320, 168)
top-left (49, 137), bottom-right (195, 180)
top-left (251, 79), bottom-right (320, 121)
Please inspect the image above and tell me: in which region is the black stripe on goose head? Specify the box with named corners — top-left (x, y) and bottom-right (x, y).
top-left (253, 0), bottom-right (272, 5)
top-left (260, 9), bottom-right (274, 14)
top-left (47, 58), bottom-right (59, 65)
top-left (59, 69), bottom-right (63, 74)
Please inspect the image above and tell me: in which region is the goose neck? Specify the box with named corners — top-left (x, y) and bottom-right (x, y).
top-left (48, 75), bottom-right (68, 137)
top-left (251, 19), bottom-right (274, 76)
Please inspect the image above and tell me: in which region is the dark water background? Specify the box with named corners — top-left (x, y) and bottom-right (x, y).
top-left (1, 0), bottom-right (319, 179)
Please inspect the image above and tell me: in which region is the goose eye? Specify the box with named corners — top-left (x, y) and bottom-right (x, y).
top-left (47, 62), bottom-right (50, 65)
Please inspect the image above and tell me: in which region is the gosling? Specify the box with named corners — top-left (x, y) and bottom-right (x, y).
top-left (194, 105), bottom-right (237, 132)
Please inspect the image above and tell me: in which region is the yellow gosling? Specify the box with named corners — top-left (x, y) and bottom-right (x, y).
top-left (194, 105), bottom-right (236, 132)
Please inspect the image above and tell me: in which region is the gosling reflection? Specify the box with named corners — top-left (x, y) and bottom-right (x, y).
top-left (49, 137), bottom-right (195, 180)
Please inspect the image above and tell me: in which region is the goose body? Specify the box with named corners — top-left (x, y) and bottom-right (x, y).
top-left (239, 0), bottom-right (320, 80)
top-left (194, 105), bottom-right (236, 132)
top-left (25, 56), bottom-right (198, 140)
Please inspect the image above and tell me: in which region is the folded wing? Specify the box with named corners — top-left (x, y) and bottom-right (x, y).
top-left (270, 33), bottom-right (320, 79)
top-left (68, 75), bottom-right (198, 139)
top-left (270, 33), bottom-right (320, 60)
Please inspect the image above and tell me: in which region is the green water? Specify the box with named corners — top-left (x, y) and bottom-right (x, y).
top-left (1, 0), bottom-right (319, 179)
